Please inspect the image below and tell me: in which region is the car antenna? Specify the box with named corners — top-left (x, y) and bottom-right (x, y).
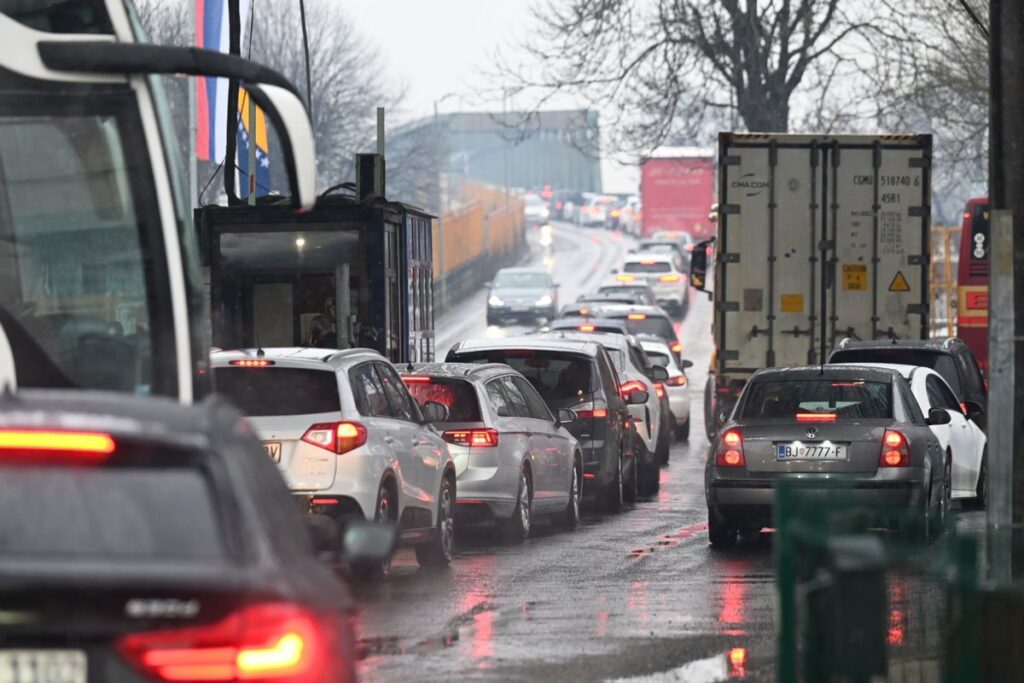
top-left (406, 362), bottom-right (414, 373)
top-left (256, 336), bottom-right (265, 358)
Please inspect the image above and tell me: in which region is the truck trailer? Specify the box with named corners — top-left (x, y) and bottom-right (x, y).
top-left (692, 133), bottom-right (933, 439)
top-left (640, 147), bottom-right (716, 239)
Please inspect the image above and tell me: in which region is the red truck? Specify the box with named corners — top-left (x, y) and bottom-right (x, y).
top-left (640, 148), bottom-right (715, 239)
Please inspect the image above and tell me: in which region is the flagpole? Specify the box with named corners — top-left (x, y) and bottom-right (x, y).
top-left (188, 0), bottom-right (198, 210)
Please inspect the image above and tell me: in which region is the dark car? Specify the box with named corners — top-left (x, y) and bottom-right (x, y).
top-left (447, 337), bottom-right (644, 513)
top-left (548, 317), bottom-right (632, 336)
top-left (596, 281), bottom-right (659, 307)
top-left (576, 291), bottom-right (650, 306)
top-left (828, 338), bottom-right (987, 429)
top-left (706, 366), bottom-right (950, 548)
top-left (486, 267), bottom-right (559, 325)
top-left (598, 304), bottom-right (683, 363)
top-left (0, 390), bottom-right (388, 681)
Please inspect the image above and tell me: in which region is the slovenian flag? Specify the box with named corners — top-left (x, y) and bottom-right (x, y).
top-left (195, 0), bottom-right (249, 162)
top-left (237, 88), bottom-right (271, 198)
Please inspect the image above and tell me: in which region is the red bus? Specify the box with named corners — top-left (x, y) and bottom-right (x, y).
top-left (958, 197), bottom-right (990, 377)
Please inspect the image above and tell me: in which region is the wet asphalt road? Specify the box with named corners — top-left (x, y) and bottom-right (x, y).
top-left (352, 222), bottom-right (984, 682)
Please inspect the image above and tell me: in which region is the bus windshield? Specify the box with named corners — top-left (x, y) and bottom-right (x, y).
top-left (0, 85), bottom-right (174, 396)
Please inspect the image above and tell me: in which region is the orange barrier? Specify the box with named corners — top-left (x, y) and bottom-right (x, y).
top-left (432, 182), bottom-right (525, 280)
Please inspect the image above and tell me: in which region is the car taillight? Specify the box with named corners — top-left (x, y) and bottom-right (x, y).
top-left (654, 383), bottom-right (665, 399)
top-left (301, 422), bottom-right (367, 455)
top-left (0, 429), bottom-right (116, 464)
top-left (880, 429), bottom-right (910, 467)
top-left (796, 413), bottom-right (837, 423)
top-left (578, 324), bottom-right (596, 332)
top-left (627, 313), bottom-right (647, 320)
top-left (401, 375), bottom-right (432, 384)
top-left (576, 408), bottom-right (608, 419)
top-left (715, 428), bottom-right (745, 467)
top-left (442, 429), bottom-right (499, 447)
top-left (659, 274), bottom-right (681, 283)
top-left (665, 375), bottom-right (687, 387)
top-left (620, 380), bottom-right (646, 399)
top-left (117, 603), bottom-right (333, 682)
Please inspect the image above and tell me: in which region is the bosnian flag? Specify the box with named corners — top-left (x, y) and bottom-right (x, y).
top-left (195, 0), bottom-right (249, 162)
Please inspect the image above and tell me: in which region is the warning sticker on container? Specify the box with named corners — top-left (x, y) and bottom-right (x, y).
top-left (842, 264), bottom-right (868, 291)
top-left (780, 294), bottom-right (804, 313)
top-left (888, 271), bottom-right (911, 292)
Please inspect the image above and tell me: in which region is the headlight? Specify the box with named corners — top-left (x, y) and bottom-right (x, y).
top-left (535, 295), bottom-right (552, 307)
top-left (541, 208), bottom-right (550, 218)
top-left (488, 295), bottom-right (504, 306)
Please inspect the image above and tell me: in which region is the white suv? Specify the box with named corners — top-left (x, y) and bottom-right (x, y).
top-left (616, 252), bottom-right (690, 317)
top-left (211, 348), bottom-right (456, 567)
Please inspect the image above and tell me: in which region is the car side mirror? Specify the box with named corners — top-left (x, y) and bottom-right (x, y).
top-left (627, 390), bottom-right (649, 405)
top-left (681, 359), bottom-right (694, 369)
top-left (422, 401), bottom-right (449, 423)
top-left (962, 400), bottom-right (984, 419)
top-left (556, 408), bottom-right (576, 427)
top-left (690, 239), bottom-right (711, 292)
top-left (647, 366), bottom-right (669, 382)
top-left (340, 519), bottom-right (396, 566)
top-left (927, 407), bottom-right (952, 425)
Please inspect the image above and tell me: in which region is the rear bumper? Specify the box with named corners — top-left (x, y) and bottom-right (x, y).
top-left (456, 463), bottom-right (519, 520)
top-left (580, 438), bottom-right (620, 490)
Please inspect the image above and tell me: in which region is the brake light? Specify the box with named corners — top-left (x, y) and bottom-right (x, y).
top-left (579, 308), bottom-right (590, 316)
top-left (611, 210), bottom-right (621, 217)
top-left (640, 259), bottom-right (656, 265)
top-left (302, 422), bottom-right (367, 455)
top-left (796, 413), bottom-right (837, 423)
top-left (880, 429), bottom-right (910, 467)
top-left (716, 428), bottom-right (745, 467)
top-left (576, 408), bottom-right (608, 419)
top-left (443, 429), bottom-right (499, 448)
top-left (0, 430), bottom-right (115, 456)
top-left (229, 359), bottom-right (274, 367)
top-left (665, 375), bottom-right (687, 387)
top-left (615, 274), bottom-right (636, 282)
top-left (670, 342), bottom-right (683, 354)
top-left (654, 383), bottom-right (665, 399)
top-left (117, 603), bottom-right (331, 682)
top-left (627, 313), bottom-right (647, 320)
top-left (659, 274), bottom-right (681, 283)
top-left (578, 324), bottom-right (596, 332)
top-left (401, 375), bottom-right (432, 384)
top-left (620, 380), bottom-right (646, 398)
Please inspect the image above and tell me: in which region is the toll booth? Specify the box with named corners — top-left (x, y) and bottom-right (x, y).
top-left (197, 197), bottom-right (434, 363)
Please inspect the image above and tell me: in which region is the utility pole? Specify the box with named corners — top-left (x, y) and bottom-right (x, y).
top-left (989, 0), bottom-right (1024, 579)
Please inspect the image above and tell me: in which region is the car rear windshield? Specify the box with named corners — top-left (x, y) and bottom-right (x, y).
top-left (450, 351), bottom-right (595, 401)
top-left (829, 350), bottom-right (962, 395)
top-left (406, 378), bottom-right (482, 422)
top-left (741, 379), bottom-right (892, 419)
top-left (623, 261), bottom-right (671, 273)
top-left (598, 285), bottom-right (647, 298)
top-left (0, 456), bottom-right (225, 562)
top-left (214, 367), bottom-right (341, 416)
top-left (645, 350), bottom-right (672, 367)
top-left (494, 271), bottom-right (549, 288)
top-left (617, 316), bottom-right (675, 340)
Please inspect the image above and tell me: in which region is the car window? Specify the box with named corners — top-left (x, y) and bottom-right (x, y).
top-left (628, 345), bottom-right (648, 371)
top-left (405, 378), bottom-right (482, 422)
top-left (595, 349), bottom-right (619, 393)
top-left (929, 375), bottom-right (962, 412)
top-left (898, 377), bottom-right (926, 424)
top-left (925, 375), bottom-right (946, 411)
top-left (452, 350), bottom-right (596, 402)
top-left (214, 367), bottom-right (340, 417)
top-left (511, 376), bottom-right (554, 421)
top-left (349, 363), bottom-right (392, 418)
top-left (830, 349), bottom-right (963, 396)
top-left (624, 261), bottom-right (671, 273)
top-left (645, 350), bottom-right (672, 367)
top-left (376, 362), bottom-right (418, 422)
top-left (499, 376), bottom-right (532, 418)
top-left (485, 379), bottom-right (513, 417)
top-left (619, 315), bottom-right (676, 340)
top-left (741, 379), bottom-right (892, 419)
top-left (957, 351), bottom-right (985, 398)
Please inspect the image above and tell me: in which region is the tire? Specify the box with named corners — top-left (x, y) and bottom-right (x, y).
top-left (655, 427), bottom-right (670, 466)
top-left (638, 457), bottom-right (660, 497)
top-left (675, 417), bottom-right (691, 442)
top-left (704, 379), bottom-right (716, 442)
top-left (504, 466), bottom-right (533, 542)
top-left (972, 449), bottom-right (988, 510)
top-left (602, 455), bottom-right (625, 514)
top-left (709, 513), bottom-right (738, 549)
top-left (415, 474), bottom-right (455, 567)
top-left (351, 480), bottom-right (395, 580)
top-left (924, 455), bottom-right (952, 543)
top-left (556, 459), bottom-right (582, 529)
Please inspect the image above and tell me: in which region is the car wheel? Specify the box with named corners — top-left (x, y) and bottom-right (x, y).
top-left (973, 449), bottom-right (988, 510)
top-left (704, 378), bottom-right (716, 442)
top-left (351, 480), bottom-right (395, 580)
top-left (415, 474), bottom-right (455, 567)
top-left (639, 456), bottom-right (660, 497)
top-left (675, 417), bottom-right (691, 442)
top-left (655, 427), bottom-right (671, 466)
top-left (505, 466), bottom-right (533, 542)
top-left (556, 458), bottom-right (582, 529)
top-left (602, 455), bottom-right (625, 513)
top-left (708, 513), bottom-right (737, 549)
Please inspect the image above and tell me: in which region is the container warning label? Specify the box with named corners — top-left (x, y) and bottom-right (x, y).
top-left (888, 271), bottom-right (911, 292)
top-left (842, 264), bottom-right (868, 291)
top-left (780, 294), bottom-right (804, 313)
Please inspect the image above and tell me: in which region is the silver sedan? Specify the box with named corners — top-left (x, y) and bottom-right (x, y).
top-left (402, 363), bottom-right (583, 541)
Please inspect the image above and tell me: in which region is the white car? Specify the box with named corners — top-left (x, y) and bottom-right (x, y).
top-left (523, 193), bottom-right (550, 225)
top-left (401, 363), bottom-right (583, 540)
top-left (616, 252), bottom-right (690, 317)
top-left (211, 347), bottom-right (457, 567)
top-left (639, 337), bottom-right (692, 441)
top-left (834, 362), bottom-right (987, 505)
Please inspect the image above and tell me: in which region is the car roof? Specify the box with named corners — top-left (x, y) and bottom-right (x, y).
top-left (832, 337), bottom-right (967, 354)
top-left (597, 304), bottom-right (671, 318)
top-left (451, 337), bottom-right (604, 356)
top-left (210, 347), bottom-right (383, 370)
top-left (828, 362), bottom-right (924, 379)
top-left (548, 317), bottom-right (628, 330)
top-left (544, 330), bottom-right (636, 350)
top-left (404, 362), bottom-right (515, 382)
top-left (623, 252), bottom-right (675, 263)
top-left (751, 365), bottom-right (902, 382)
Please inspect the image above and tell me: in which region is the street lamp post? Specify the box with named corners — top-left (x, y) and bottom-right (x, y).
top-left (433, 92), bottom-right (458, 315)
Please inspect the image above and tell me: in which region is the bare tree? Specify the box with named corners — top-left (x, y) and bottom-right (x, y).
top-left (500, 0), bottom-right (877, 152)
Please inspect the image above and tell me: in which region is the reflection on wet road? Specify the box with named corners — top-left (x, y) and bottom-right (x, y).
top-left (355, 222), bottom-right (984, 682)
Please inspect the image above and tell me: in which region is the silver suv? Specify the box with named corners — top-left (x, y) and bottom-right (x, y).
top-left (211, 348), bottom-right (456, 568)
